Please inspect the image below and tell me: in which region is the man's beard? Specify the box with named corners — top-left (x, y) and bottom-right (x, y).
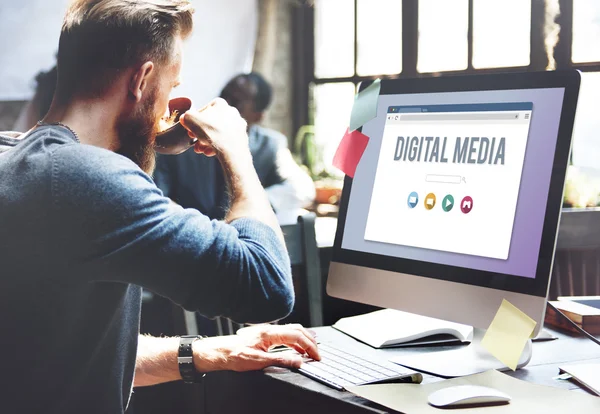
top-left (116, 89), bottom-right (159, 175)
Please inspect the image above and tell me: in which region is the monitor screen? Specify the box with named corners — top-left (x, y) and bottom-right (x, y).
top-left (340, 87), bottom-right (565, 281)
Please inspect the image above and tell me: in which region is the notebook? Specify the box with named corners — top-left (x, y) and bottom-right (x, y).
top-left (559, 363), bottom-right (600, 396)
top-left (332, 309), bottom-right (473, 349)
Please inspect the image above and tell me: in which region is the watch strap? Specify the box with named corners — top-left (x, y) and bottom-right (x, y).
top-left (178, 335), bottom-right (206, 384)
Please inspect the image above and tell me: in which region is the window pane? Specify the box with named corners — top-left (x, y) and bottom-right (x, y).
top-left (418, 0), bottom-right (468, 73)
top-left (314, 0), bottom-right (354, 78)
top-left (312, 82), bottom-right (356, 175)
top-left (357, 0), bottom-right (402, 76)
top-left (472, 0), bottom-right (531, 69)
top-left (572, 0), bottom-right (600, 63)
top-left (571, 72), bottom-right (600, 168)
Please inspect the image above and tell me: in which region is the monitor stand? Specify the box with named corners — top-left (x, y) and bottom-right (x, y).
top-left (390, 328), bottom-right (532, 378)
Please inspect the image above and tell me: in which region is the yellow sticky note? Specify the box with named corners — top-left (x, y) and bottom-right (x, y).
top-left (481, 299), bottom-right (537, 371)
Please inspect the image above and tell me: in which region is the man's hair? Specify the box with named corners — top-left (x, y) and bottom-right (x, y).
top-left (221, 72), bottom-right (273, 113)
top-left (56, 0), bottom-right (194, 100)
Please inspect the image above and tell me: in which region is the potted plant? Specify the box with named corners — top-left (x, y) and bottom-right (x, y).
top-left (294, 125), bottom-right (343, 206)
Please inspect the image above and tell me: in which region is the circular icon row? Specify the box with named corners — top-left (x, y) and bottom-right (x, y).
top-left (407, 192), bottom-right (473, 214)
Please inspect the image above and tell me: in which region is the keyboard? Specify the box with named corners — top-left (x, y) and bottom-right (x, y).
top-left (298, 342), bottom-right (423, 391)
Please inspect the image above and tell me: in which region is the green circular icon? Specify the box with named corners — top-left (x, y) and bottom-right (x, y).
top-left (442, 195), bottom-right (454, 212)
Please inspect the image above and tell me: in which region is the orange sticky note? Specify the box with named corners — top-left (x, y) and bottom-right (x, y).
top-left (332, 128), bottom-right (369, 178)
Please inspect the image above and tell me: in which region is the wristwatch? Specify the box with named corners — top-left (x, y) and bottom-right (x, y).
top-left (178, 335), bottom-right (206, 384)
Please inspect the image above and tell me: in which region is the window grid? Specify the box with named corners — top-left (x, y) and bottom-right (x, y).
top-left (311, 0), bottom-right (542, 88)
top-left (293, 0), bottom-right (599, 165)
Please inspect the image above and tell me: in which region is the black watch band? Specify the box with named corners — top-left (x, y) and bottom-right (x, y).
top-left (178, 335), bottom-right (206, 384)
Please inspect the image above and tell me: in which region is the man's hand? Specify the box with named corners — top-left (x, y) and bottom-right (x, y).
top-left (180, 98), bottom-right (248, 158)
top-left (179, 98), bottom-right (284, 237)
top-left (193, 324), bottom-right (321, 373)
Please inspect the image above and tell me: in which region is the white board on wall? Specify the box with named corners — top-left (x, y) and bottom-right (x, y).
top-left (178, 0), bottom-right (257, 105)
top-left (0, 0), bottom-right (257, 103)
top-left (0, 1), bottom-right (70, 101)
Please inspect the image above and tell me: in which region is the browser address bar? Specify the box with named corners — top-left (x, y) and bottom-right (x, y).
top-left (426, 174), bottom-right (462, 184)
top-left (400, 112), bottom-right (521, 121)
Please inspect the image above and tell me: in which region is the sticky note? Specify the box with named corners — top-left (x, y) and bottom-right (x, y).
top-left (349, 79), bottom-right (381, 131)
top-left (481, 299), bottom-right (537, 370)
top-left (332, 128), bottom-right (369, 178)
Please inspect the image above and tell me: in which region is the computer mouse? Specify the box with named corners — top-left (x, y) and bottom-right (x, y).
top-left (428, 385), bottom-right (511, 408)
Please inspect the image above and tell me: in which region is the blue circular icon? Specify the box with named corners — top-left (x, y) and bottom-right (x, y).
top-left (407, 192), bottom-right (419, 209)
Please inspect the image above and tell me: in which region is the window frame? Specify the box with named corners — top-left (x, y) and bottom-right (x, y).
top-left (292, 0), bottom-right (599, 141)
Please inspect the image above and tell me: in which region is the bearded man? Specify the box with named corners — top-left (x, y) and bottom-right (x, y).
top-left (0, 1), bottom-right (318, 413)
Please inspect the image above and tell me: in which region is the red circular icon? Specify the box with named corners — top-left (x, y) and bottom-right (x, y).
top-left (460, 196), bottom-right (473, 214)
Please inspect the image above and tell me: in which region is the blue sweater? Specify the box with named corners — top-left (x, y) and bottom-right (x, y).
top-left (0, 125), bottom-right (293, 413)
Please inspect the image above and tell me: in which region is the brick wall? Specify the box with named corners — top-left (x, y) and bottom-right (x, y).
top-left (253, 0), bottom-right (293, 144)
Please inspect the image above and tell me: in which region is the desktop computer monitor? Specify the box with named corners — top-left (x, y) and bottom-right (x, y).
top-left (327, 71), bottom-right (580, 348)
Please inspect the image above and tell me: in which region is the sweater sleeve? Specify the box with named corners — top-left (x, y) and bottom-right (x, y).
top-left (50, 145), bottom-right (294, 323)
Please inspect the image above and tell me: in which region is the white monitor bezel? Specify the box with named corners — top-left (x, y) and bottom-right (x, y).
top-left (327, 70), bottom-right (581, 334)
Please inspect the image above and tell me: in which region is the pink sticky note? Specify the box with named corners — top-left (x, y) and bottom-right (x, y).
top-left (332, 128), bottom-right (369, 178)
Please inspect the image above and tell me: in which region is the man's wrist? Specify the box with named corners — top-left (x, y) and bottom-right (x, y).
top-left (218, 148), bottom-right (253, 176)
top-left (192, 336), bottom-right (230, 373)
top-left (218, 150), bottom-right (261, 197)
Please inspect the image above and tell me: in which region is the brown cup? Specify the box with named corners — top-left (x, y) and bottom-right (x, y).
top-left (155, 97), bottom-right (197, 155)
